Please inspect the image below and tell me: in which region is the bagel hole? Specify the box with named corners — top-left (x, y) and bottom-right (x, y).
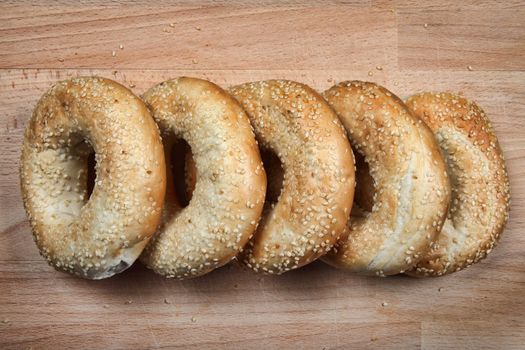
top-left (353, 150), bottom-right (375, 214)
top-left (86, 151), bottom-right (96, 199)
top-left (170, 139), bottom-right (194, 208)
top-left (260, 148), bottom-right (284, 205)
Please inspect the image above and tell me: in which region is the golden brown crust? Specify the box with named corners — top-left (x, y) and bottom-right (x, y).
top-left (405, 92), bottom-right (510, 277)
top-left (229, 80), bottom-right (355, 274)
top-left (20, 77), bottom-right (166, 279)
top-left (140, 77), bottom-right (267, 279)
top-left (322, 81), bottom-right (451, 276)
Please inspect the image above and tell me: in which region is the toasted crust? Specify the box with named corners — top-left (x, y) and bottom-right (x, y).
top-left (20, 77), bottom-right (166, 279)
top-left (140, 77), bottom-right (267, 279)
top-left (322, 81), bottom-right (451, 276)
top-left (405, 92), bottom-right (510, 277)
top-left (229, 80), bottom-right (355, 274)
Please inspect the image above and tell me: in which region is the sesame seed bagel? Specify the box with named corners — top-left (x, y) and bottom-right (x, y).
top-left (20, 77), bottom-right (166, 279)
top-left (140, 77), bottom-right (267, 279)
top-left (322, 81), bottom-right (451, 276)
top-left (229, 80), bottom-right (355, 274)
top-left (405, 92), bottom-right (510, 277)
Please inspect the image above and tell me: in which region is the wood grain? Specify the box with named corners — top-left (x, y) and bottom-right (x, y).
top-left (1, 1), bottom-right (524, 349)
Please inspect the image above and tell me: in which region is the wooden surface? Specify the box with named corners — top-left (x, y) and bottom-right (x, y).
top-left (1, 1), bottom-right (524, 349)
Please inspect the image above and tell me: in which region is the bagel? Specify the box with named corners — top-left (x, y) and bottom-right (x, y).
top-left (229, 80), bottom-right (355, 274)
top-left (20, 77), bottom-right (166, 279)
top-left (140, 77), bottom-right (267, 279)
top-left (405, 92), bottom-right (510, 276)
top-left (322, 81), bottom-right (451, 276)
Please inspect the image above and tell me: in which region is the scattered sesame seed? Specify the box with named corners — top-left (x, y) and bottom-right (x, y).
top-left (119, 44), bottom-right (124, 50)
top-left (381, 302), bottom-right (388, 307)
top-left (112, 50), bottom-right (116, 57)
top-left (191, 316), bottom-right (197, 323)
top-left (164, 298), bottom-right (171, 304)
top-left (467, 65), bottom-right (473, 71)
top-left (424, 23), bottom-right (428, 28)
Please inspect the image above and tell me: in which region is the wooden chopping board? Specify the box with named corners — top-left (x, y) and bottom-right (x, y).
top-left (1, 1), bottom-right (524, 349)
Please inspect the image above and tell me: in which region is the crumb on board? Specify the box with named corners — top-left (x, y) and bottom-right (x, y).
top-left (381, 302), bottom-right (388, 307)
top-left (164, 298), bottom-right (171, 304)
